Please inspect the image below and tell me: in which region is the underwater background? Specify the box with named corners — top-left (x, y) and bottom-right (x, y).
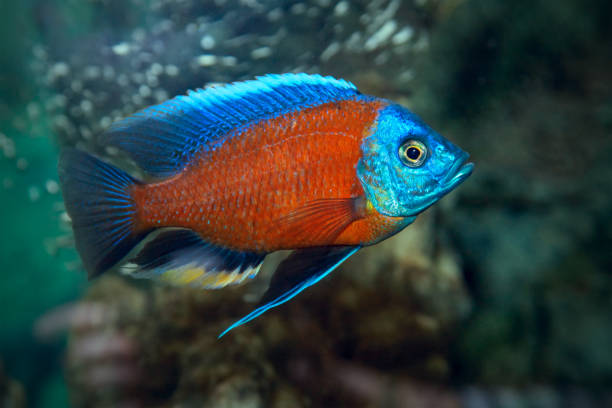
top-left (1, 0), bottom-right (611, 406)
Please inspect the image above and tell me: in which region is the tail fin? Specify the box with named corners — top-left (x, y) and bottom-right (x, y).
top-left (58, 148), bottom-right (148, 278)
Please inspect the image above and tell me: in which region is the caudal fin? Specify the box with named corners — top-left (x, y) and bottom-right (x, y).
top-left (58, 148), bottom-right (147, 278)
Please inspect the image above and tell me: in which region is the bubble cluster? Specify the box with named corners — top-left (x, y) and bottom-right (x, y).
top-left (30, 0), bottom-right (446, 155)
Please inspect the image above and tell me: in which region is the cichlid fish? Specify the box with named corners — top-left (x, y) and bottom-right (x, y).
top-left (58, 73), bottom-right (473, 337)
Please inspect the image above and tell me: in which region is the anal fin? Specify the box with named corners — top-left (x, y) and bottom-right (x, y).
top-left (123, 229), bottom-right (266, 289)
top-left (219, 245), bottom-right (360, 338)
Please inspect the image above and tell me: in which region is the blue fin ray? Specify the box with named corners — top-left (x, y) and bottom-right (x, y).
top-left (104, 74), bottom-right (358, 178)
top-left (218, 246), bottom-right (360, 338)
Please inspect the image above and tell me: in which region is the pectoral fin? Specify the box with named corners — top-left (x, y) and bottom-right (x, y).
top-left (218, 245), bottom-right (360, 338)
top-left (275, 198), bottom-right (364, 243)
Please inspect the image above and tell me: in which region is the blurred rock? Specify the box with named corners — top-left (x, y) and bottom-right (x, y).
top-left (444, 81), bottom-right (612, 387)
top-left (0, 361), bottom-right (26, 408)
top-left (461, 385), bottom-right (612, 408)
top-left (409, 0), bottom-right (612, 390)
top-left (64, 207), bottom-right (469, 407)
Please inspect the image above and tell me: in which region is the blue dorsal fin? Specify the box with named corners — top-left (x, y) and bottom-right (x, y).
top-left (104, 74), bottom-right (359, 178)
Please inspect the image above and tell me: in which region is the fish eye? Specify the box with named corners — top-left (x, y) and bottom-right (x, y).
top-left (399, 139), bottom-right (427, 167)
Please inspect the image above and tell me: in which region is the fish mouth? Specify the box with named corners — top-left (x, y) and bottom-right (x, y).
top-left (441, 155), bottom-right (474, 192)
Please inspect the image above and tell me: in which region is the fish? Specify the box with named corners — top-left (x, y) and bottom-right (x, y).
top-left (58, 73), bottom-right (473, 337)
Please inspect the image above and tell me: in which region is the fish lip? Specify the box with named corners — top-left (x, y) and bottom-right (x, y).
top-left (441, 155), bottom-right (474, 191)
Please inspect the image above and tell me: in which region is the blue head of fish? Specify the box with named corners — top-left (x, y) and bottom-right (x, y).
top-left (357, 104), bottom-right (473, 217)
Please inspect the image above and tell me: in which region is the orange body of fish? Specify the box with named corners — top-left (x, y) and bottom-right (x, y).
top-left (131, 99), bottom-right (404, 251)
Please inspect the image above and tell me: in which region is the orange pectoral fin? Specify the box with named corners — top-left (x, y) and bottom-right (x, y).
top-left (273, 197), bottom-right (366, 245)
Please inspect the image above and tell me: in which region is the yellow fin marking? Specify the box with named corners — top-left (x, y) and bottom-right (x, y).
top-left (193, 270), bottom-right (244, 289)
top-left (161, 267), bottom-right (204, 285)
top-left (216, 272), bottom-right (239, 286)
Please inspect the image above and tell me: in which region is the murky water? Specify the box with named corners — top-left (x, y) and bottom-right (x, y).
top-left (1, 1), bottom-right (611, 406)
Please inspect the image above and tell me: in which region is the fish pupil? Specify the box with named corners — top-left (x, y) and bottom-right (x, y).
top-left (406, 147), bottom-right (421, 160)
